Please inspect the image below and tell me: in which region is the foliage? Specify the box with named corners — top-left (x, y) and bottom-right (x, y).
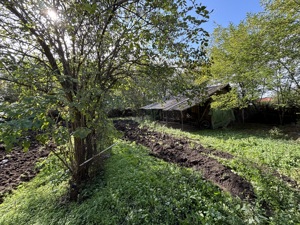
top-left (210, 88), bottom-right (240, 110)
top-left (1, 120), bottom-right (300, 224)
top-left (210, 21), bottom-right (270, 108)
top-left (268, 126), bottom-right (288, 139)
top-left (107, 59), bottom-right (211, 112)
top-left (209, 0), bottom-right (300, 116)
top-left (0, 95), bottom-right (56, 150)
top-left (142, 119), bottom-right (300, 181)
top-left (0, 81), bottom-right (19, 103)
top-left (251, 0), bottom-right (300, 121)
top-left (0, 0), bottom-right (210, 191)
top-left (0, 153), bottom-right (70, 225)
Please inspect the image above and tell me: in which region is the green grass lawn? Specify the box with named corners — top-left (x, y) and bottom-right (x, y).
top-left (0, 122), bottom-right (299, 225)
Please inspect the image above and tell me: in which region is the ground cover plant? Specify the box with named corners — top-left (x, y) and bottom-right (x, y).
top-left (139, 119), bottom-right (300, 223)
top-left (113, 120), bottom-right (256, 201)
top-left (0, 141), bottom-right (269, 225)
top-left (142, 120), bottom-right (300, 182)
top-left (0, 120), bottom-right (299, 224)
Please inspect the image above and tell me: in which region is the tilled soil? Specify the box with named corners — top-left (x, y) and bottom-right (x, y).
top-left (114, 120), bottom-right (256, 201)
top-left (0, 142), bottom-right (51, 204)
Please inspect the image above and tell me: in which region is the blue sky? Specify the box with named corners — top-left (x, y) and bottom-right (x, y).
top-left (199, 0), bottom-right (263, 33)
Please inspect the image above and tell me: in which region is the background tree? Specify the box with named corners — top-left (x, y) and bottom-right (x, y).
top-left (108, 60), bottom-right (208, 114)
top-left (106, 63), bottom-right (179, 114)
top-left (209, 0), bottom-right (300, 123)
top-left (259, 0), bottom-right (300, 123)
top-left (209, 20), bottom-right (271, 121)
top-left (0, 0), bottom-right (210, 199)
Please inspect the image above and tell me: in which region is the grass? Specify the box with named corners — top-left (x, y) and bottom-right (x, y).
top-left (0, 120), bottom-right (299, 224)
top-left (140, 120), bottom-right (300, 223)
top-left (141, 120), bottom-right (300, 182)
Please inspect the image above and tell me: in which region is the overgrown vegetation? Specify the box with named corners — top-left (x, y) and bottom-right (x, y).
top-left (0, 0), bottom-right (210, 197)
top-left (0, 0), bottom-right (299, 223)
top-left (0, 142), bottom-right (248, 225)
top-left (1, 123), bottom-right (299, 224)
top-left (209, 0), bottom-right (300, 122)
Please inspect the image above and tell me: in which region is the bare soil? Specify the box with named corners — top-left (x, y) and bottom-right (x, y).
top-left (114, 120), bottom-right (256, 201)
top-left (0, 142), bottom-right (51, 204)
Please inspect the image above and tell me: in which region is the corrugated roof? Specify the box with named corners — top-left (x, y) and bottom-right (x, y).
top-left (140, 102), bottom-right (161, 110)
top-left (164, 98), bottom-right (200, 111)
top-left (163, 97), bottom-right (189, 111)
top-left (141, 97), bottom-right (187, 110)
top-left (141, 84), bottom-right (229, 111)
top-left (165, 84), bottom-right (230, 111)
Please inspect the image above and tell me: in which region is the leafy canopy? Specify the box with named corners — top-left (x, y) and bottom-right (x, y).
top-left (0, 0), bottom-right (210, 186)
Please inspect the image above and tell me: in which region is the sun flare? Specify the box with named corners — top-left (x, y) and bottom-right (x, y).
top-left (47, 9), bottom-right (59, 21)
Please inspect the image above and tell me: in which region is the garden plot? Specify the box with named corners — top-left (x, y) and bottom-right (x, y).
top-left (114, 120), bottom-right (256, 201)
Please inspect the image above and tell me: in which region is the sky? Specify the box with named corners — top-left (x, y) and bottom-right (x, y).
top-left (199, 0), bottom-right (263, 33)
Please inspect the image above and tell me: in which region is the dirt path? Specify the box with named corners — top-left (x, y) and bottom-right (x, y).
top-left (0, 142), bottom-right (51, 203)
top-left (114, 120), bottom-right (256, 201)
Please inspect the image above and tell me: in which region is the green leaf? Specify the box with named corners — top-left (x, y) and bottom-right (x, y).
top-left (73, 127), bottom-right (91, 139)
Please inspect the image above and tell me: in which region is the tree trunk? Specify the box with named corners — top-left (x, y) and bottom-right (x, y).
top-left (69, 110), bottom-right (93, 201)
top-left (242, 108), bottom-right (245, 124)
top-left (279, 107), bottom-right (285, 125)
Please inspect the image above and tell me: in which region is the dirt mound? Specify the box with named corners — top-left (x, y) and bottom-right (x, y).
top-left (114, 120), bottom-right (256, 201)
top-left (0, 142), bottom-right (51, 204)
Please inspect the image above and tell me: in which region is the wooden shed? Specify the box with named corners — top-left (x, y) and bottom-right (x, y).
top-left (141, 84), bottom-right (235, 129)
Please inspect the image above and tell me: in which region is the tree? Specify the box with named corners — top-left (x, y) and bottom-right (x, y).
top-left (259, 0), bottom-right (300, 122)
top-left (209, 20), bottom-right (272, 121)
top-left (0, 0), bottom-right (209, 199)
top-left (210, 0), bottom-right (300, 124)
top-left (106, 62), bottom-right (184, 113)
